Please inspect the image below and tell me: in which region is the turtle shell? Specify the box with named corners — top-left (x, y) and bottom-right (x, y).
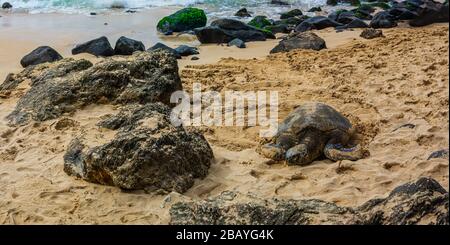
top-left (276, 102), bottom-right (352, 137)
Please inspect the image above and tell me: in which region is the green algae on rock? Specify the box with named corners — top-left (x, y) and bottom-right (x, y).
top-left (157, 7), bottom-right (207, 33)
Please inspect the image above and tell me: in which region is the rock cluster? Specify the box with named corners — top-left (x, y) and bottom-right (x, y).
top-left (170, 177), bottom-right (449, 225)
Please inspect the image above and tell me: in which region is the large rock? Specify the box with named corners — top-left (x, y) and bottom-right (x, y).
top-left (270, 32), bottom-right (326, 53)
top-left (5, 51), bottom-right (182, 125)
top-left (235, 8), bottom-right (251, 18)
top-left (388, 7), bottom-right (419, 20)
top-left (228, 38), bottom-right (246, 48)
top-left (280, 9), bottom-right (303, 19)
top-left (114, 36), bottom-right (145, 55)
top-left (157, 7), bottom-right (207, 34)
top-left (248, 15), bottom-right (272, 29)
top-left (72, 36), bottom-right (115, 57)
top-left (169, 177), bottom-right (449, 224)
top-left (2, 2), bottom-right (12, 9)
top-left (174, 45), bottom-right (199, 56)
top-left (338, 18), bottom-right (369, 29)
top-left (295, 16), bottom-right (343, 32)
top-left (369, 11), bottom-right (398, 28)
top-left (64, 103), bottom-right (214, 193)
top-left (194, 18), bottom-right (275, 44)
top-left (147, 42), bottom-right (181, 59)
top-left (409, 2), bottom-right (449, 27)
top-left (20, 46), bottom-right (63, 68)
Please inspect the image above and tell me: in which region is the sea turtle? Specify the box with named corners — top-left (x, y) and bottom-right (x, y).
top-left (260, 102), bottom-right (366, 165)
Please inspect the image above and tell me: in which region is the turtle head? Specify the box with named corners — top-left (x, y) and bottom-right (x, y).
top-left (285, 144), bottom-right (311, 166)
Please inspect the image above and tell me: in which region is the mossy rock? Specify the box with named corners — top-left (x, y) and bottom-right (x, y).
top-left (248, 16), bottom-right (272, 29)
top-left (157, 7), bottom-right (207, 33)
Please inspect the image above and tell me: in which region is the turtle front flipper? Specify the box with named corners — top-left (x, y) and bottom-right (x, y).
top-left (323, 143), bottom-right (366, 161)
top-left (260, 143), bottom-right (286, 161)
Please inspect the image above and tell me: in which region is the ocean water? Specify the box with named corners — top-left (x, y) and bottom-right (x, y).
top-left (4, 0), bottom-right (328, 14)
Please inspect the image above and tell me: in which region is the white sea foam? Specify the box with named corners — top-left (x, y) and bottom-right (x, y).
top-left (4, 0), bottom-right (327, 14)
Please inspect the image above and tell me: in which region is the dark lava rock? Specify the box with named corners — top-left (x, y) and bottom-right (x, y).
top-left (427, 149), bottom-right (449, 160)
top-left (148, 42), bottom-right (181, 59)
top-left (235, 8), bottom-right (252, 18)
top-left (64, 103), bottom-right (214, 193)
top-left (274, 15), bottom-right (309, 26)
top-left (169, 177), bottom-right (449, 225)
top-left (308, 7), bottom-right (322, 12)
top-left (114, 36), bottom-right (145, 55)
top-left (295, 16), bottom-right (343, 32)
top-left (341, 18), bottom-right (369, 29)
top-left (270, 32), bottom-right (326, 53)
top-left (228, 38), bottom-right (246, 48)
top-left (360, 28), bottom-right (383, 39)
top-left (72, 36), bottom-right (115, 57)
top-left (20, 46), bottom-right (63, 68)
top-left (157, 7), bottom-right (207, 33)
top-left (271, 0), bottom-right (290, 5)
top-left (356, 177), bottom-right (449, 225)
top-left (174, 45), bottom-right (199, 56)
top-left (2, 2), bottom-right (12, 9)
top-left (327, 0), bottom-right (338, 5)
top-left (389, 7), bottom-right (419, 20)
top-left (248, 15), bottom-right (272, 29)
top-left (409, 2), bottom-right (449, 27)
top-left (337, 11), bottom-right (358, 24)
top-left (5, 51), bottom-right (182, 126)
top-left (191, 56), bottom-right (199, 60)
top-left (280, 9), bottom-right (303, 19)
top-left (194, 18), bottom-right (275, 44)
top-left (369, 11), bottom-right (398, 28)
top-left (266, 24), bottom-right (291, 34)
top-left (90, 12), bottom-right (97, 15)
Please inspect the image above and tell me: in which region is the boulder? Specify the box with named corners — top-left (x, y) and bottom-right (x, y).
top-left (2, 2), bottom-right (12, 9)
top-left (157, 7), bottom-right (207, 34)
top-left (389, 7), bottom-right (419, 20)
top-left (114, 36), bottom-right (145, 55)
top-left (174, 45), bottom-right (199, 56)
top-left (280, 9), bottom-right (303, 19)
top-left (295, 16), bottom-right (343, 32)
top-left (248, 15), bottom-right (272, 29)
top-left (369, 11), bottom-right (398, 28)
top-left (342, 18), bottom-right (369, 29)
top-left (148, 42), bottom-right (181, 59)
top-left (271, 0), bottom-right (290, 5)
top-left (308, 7), bottom-right (322, 12)
top-left (235, 8), bottom-right (252, 18)
top-left (266, 24), bottom-right (291, 34)
top-left (360, 28), bottom-right (383, 39)
top-left (270, 32), bottom-right (326, 53)
top-left (409, 2), bottom-right (449, 27)
top-left (194, 18), bottom-right (275, 44)
top-left (169, 177), bottom-right (449, 225)
top-left (274, 15), bottom-right (309, 26)
top-left (337, 11), bottom-right (358, 24)
top-left (20, 46), bottom-right (63, 68)
top-left (228, 38), bottom-right (246, 48)
top-left (5, 51), bottom-right (182, 126)
top-left (72, 36), bottom-right (115, 57)
top-left (64, 103), bottom-right (214, 193)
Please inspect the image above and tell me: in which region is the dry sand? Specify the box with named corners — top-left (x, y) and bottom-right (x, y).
top-left (0, 18), bottom-right (448, 223)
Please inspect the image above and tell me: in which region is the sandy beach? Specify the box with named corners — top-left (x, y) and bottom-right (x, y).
top-left (0, 3), bottom-right (449, 224)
